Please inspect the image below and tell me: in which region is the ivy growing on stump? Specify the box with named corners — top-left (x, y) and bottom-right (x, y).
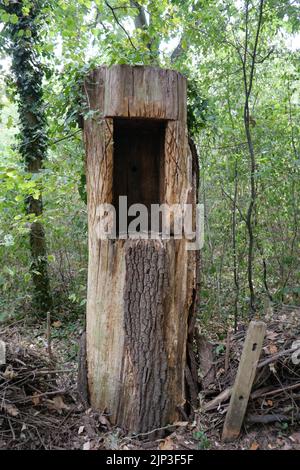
top-left (1, 0), bottom-right (52, 313)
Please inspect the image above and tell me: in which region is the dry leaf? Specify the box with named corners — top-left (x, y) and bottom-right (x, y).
top-left (52, 395), bottom-right (69, 412)
top-left (159, 436), bottom-right (176, 450)
top-left (52, 321), bottom-right (62, 328)
top-left (32, 393), bottom-right (41, 406)
top-left (269, 343), bottom-right (278, 354)
top-left (7, 404), bottom-right (20, 417)
top-left (267, 399), bottom-right (273, 407)
top-left (250, 442), bottom-right (259, 450)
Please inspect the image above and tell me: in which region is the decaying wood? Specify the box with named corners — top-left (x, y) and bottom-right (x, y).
top-left (222, 321), bottom-right (266, 442)
top-left (83, 65), bottom-right (198, 432)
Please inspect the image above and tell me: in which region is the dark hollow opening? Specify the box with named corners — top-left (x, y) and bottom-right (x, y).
top-left (113, 118), bottom-right (166, 235)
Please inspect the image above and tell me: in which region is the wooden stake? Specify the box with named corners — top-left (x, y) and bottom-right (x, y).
top-left (222, 321), bottom-right (266, 442)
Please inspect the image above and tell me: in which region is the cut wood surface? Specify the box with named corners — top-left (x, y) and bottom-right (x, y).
top-left (222, 321), bottom-right (266, 442)
top-left (85, 65), bottom-right (185, 120)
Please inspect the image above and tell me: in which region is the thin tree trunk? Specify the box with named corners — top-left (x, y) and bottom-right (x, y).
top-left (232, 160), bottom-right (240, 331)
top-left (240, 0), bottom-right (264, 316)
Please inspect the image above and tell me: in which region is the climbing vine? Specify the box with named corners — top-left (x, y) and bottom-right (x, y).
top-left (0, 0), bottom-right (52, 313)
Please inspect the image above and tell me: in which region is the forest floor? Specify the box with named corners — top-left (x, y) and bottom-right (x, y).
top-left (0, 307), bottom-right (299, 450)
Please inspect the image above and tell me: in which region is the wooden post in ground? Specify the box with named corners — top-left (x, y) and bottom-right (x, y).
top-left (82, 65), bottom-right (199, 433)
top-left (222, 321), bottom-right (266, 442)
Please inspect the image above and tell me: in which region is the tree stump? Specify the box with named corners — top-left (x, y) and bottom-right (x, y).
top-left (83, 65), bottom-right (199, 433)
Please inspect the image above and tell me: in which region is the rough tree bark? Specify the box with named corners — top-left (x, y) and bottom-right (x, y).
top-left (83, 65), bottom-right (199, 433)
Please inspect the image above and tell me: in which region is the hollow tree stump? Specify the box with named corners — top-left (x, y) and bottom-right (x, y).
top-left (83, 65), bottom-right (199, 433)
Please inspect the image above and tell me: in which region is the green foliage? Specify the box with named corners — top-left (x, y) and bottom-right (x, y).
top-left (215, 344), bottom-right (225, 356)
top-left (0, 0), bottom-right (300, 324)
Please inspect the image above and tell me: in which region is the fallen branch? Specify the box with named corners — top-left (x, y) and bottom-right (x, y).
top-left (13, 389), bottom-right (69, 404)
top-left (203, 387), bottom-right (232, 411)
top-left (256, 382), bottom-right (300, 398)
